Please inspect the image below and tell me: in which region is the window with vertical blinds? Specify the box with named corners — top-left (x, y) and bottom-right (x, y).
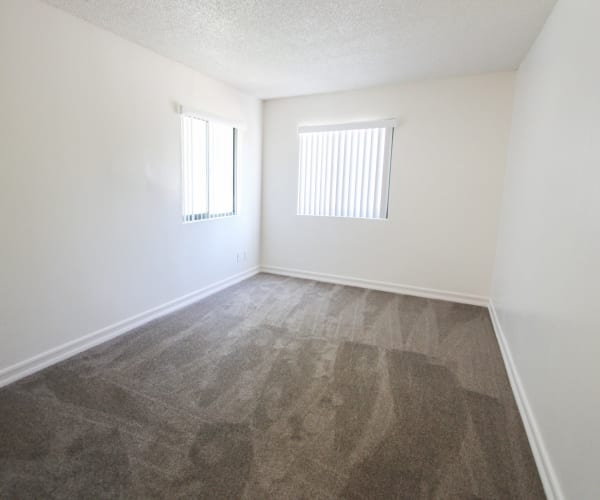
top-left (297, 120), bottom-right (395, 219)
top-left (181, 109), bottom-right (237, 222)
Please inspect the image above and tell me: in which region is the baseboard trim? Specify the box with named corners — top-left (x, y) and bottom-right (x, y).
top-left (260, 265), bottom-right (488, 306)
top-left (0, 265), bottom-right (563, 500)
top-left (0, 266), bottom-right (260, 388)
top-left (488, 301), bottom-right (564, 500)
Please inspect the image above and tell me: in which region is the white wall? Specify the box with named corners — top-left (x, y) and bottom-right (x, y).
top-left (261, 73), bottom-right (515, 301)
top-left (0, 0), bottom-right (262, 373)
top-left (491, 0), bottom-right (600, 498)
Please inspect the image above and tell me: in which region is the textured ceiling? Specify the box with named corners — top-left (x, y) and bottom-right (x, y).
top-left (43, 0), bottom-right (557, 99)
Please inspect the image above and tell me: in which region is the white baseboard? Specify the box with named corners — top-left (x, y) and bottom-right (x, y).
top-left (0, 265), bottom-right (563, 500)
top-left (488, 301), bottom-right (564, 500)
top-left (0, 266), bottom-right (260, 388)
top-left (260, 265), bottom-right (488, 307)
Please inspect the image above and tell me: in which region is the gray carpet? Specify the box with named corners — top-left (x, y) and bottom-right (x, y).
top-left (0, 273), bottom-right (544, 499)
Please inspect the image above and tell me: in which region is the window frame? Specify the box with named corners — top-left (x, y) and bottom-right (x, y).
top-left (180, 106), bottom-right (240, 223)
top-left (296, 119), bottom-right (396, 220)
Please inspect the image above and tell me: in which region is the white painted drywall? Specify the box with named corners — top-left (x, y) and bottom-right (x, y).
top-left (0, 0), bottom-right (262, 372)
top-left (261, 73), bottom-right (515, 299)
top-left (491, 0), bottom-right (600, 498)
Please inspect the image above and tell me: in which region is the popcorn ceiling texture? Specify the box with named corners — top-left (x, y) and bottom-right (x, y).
top-left (43, 0), bottom-right (556, 98)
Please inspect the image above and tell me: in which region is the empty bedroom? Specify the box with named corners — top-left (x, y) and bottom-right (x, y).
top-left (0, 0), bottom-right (598, 498)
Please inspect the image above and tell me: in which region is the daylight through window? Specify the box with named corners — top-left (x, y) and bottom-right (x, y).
top-left (297, 120), bottom-right (395, 219)
top-left (181, 111), bottom-right (237, 222)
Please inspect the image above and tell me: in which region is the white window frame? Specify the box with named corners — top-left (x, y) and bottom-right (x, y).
top-left (180, 105), bottom-right (241, 223)
top-left (297, 119), bottom-right (396, 220)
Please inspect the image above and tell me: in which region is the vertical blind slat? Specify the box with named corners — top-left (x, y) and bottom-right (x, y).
top-left (368, 129), bottom-right (380, 218)
top-left (354, 130), bottom-right (362, 217)
top-left (309, 137), bottom-right (319, 214)
top-left (376, 128), bottom-right (385, 218)
top-left (361, 129), bottom-right (371, 218)
top-left (343, 130), bottom-right (351, 217)
top-left (365, 129), bottom-right (372, 217)
top-left (338, 133), bottom-right (345, 216)
top-left (320, 132), bottom-right (328, 216)
top-left (374, 128), bottom-right (385, 218)
top-left (303, 135), bottom-right (310, 215)
top-left (364, 129), bottom-right (373, 218)
top-left (317, 133), bottom-right (323, 216)
top-left (324, 132), bottom-right (332, 216)
top-left (330, 132), bottom-right (339, 216)
top-left (350, 131), bottom-right (356, 217)
top-left (298, 135), bottom-right (305, 214)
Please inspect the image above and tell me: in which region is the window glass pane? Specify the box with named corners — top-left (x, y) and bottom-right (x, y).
top-left (182, 115), bottom-right (208, 219)
top-left (181, 113), bottom-right (236, 222)
top-left (209, 122), bottom-right (235, 215)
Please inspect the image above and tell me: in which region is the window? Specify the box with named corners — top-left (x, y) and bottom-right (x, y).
top-left (181, 109), bottom-right (237, 222)
top-left (297, 120), bottom-right (395, 219)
